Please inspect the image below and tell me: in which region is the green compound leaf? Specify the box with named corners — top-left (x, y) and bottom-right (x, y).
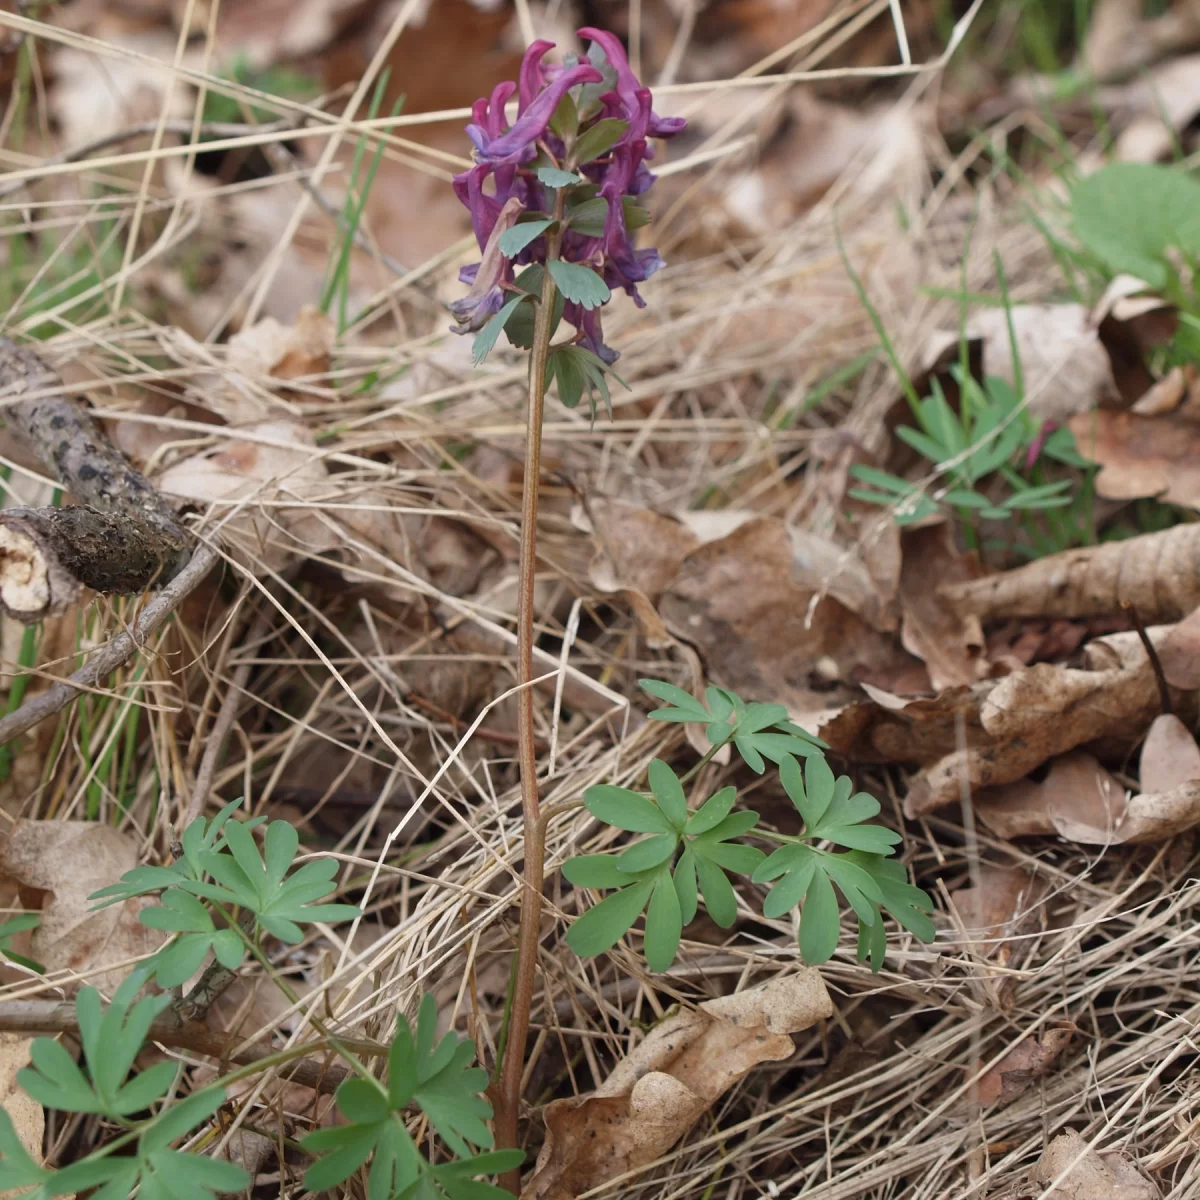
top-left (643, 871), bottom-right (683, 971)
top-left (548, 259), bottom-right (611, 309)
top-left (639, 678), bottom-right (710, 722)
top-left (561, 854), bottom-right (629, 889)
top-left (584, 784), bottom-right (674, 833)
top-left (572, 118), bottom-right (629, 166)
top-left (647, 758), bottom-right (688, 828)
top-left (695, 855), bottom-right (738, 927)
top-left (497, 218), bottom-right (554, 259)
top-left (472, 294), bottom-right (529, 366)
top-left (616, 832), bottom-right (678, 874)
top-left (685, 785), bottom-right (737, 835)
top-left (0, 914), bottom-right (42, 973)
top-left (799, 867), bottom-right (840, 965)
top-left (549, 344), bottom-right (589, 409)
top-left (537, 166), bottom-right (584, 188)
top-left (302, 995), bottom-right (514, 1199)
top-left (184, 819), bottom-right (360, 945)
top-left (566, 877), bottom-right (656, 958)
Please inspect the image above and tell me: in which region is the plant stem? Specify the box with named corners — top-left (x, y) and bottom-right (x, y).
top-left (494, 194), bottom-right (565, 1195)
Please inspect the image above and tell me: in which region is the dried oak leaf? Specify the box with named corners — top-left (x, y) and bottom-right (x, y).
top-left (897, 522), bottom-right (985, 690)
top-left (949, 864), bottom-right (1046, 966)
top-left (943, 524), bottom-right (1200, 624)
top-left (1033, 1128), bottom-right (1161, 1199)
top-left (524, 973), bottom-right (832, 1200)
top-left (972, 1024), bottom-right (1074, 1108)
top-left (824, 628), bottom-right (1180, 817)
top-left (1160, 604), bottom-right (1200, 688)
top-left (157, 418), bottom-right (336, 572)
top-left (658, 516), bottom-right (919, 725)
top-left (975, 750), bottom-right (1200, 844)
top-left (0, 821), bottom-right (162, 992)
top-left (1068, 408), bottom-right (1200, 510)
top-left (1138, 713), bottom-right (1200, 794)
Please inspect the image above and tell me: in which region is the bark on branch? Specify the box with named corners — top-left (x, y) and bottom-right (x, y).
top-left (0, 338), bottom-right (192, 622)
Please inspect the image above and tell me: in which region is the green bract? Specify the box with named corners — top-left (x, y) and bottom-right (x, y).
top-left (564, 681), bottom-right (937, 972)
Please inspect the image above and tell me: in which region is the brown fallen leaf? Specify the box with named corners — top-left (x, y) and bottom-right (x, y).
top-left (975, 750), bottom-right (1200, 844)
top-left (973, 1023), bottom-right (1074, 1108)
top-left (943, 524), bottom-right (1200, 623)
top-left (157, 419), bottom-right (336, 571)
top-left (949, 864), bottom-right (1045, 967)
top-left (227, 306), bottom-right (334, 387)
top-left (524, 973), bottom-right (832, 1200)
top-left (1160, 604), bottom-right (1200, 688)
top-left (1068, 408), bottom-right (1200, 510)
top-left (658, 516), bottom-right (919, 722)
top-left (1139, 714), bottom-right (1200, 794)
top-left (924, 305), bottom-right (1119, 424)
top-left (897, 523), bottom-right (985, 690)
top-left (1033, 1128), bottom-right (1161, 1199)
top-left (0, 821), bottom-right (162, 991)
top-left (823, 628), bottom-right (1182, 816)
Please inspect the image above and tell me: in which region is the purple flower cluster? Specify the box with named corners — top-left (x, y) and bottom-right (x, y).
top-left (450, 28), bottom-right (685, 364)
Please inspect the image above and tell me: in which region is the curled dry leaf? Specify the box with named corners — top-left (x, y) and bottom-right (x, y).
top-left (972, 1023), bottom-right (1074, 1108)
top-left (923, 304), bottom-right (1119, 424)
top-left (897, 522), bottom-right (985, 690)
top-left (823, 628), bottom-right (1181, 816)
top-left (943, 524), bottom-right (1200, 623)
top-left (1138, 713), bottom-right (1200, 795)
top-left (1068, 409), bottom-right (1200, 510)
top-left (975, 750), bottom-right (1200, 844)
top-left (583, 500), bottom-right (700, 647)
top-left (1160, 604), bottom-right (1200, 688)
top-left (658, 515), bottom-right (918, 725)
top-left (0, 821), bottom-right (162, 991)
top-left (1033, 1128), bottom-right (1161, 1200)
top-left (157, 419), bottom-right (335, 571)
top-left (524, 973), bottom-right (833, 1200)
top-left (228, 306), bottom-right (334, 384)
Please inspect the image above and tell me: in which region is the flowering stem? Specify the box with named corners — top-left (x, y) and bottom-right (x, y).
top-left (494, 190), bottom-right (566, 1193)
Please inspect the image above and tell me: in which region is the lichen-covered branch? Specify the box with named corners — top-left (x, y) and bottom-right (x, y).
top-left (0, 337), bottom-right (192, 621)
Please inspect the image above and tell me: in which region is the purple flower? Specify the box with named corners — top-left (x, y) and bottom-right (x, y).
top-left (451, 29), bottom-right (686, 363)
top-left (447, 197), bottom-right (524, 333)
top-left (467, 63), bottom-right (602, 166)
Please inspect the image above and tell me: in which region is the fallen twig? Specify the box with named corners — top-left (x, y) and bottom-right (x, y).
top-left (0, 997), bottom-right (364, 1093)
top-left (0, 337), bottom-right (193, 620)
top-left (0, 542), bottom-right (218, 747)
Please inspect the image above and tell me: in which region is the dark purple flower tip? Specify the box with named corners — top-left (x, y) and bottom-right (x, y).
top-left (573, 305), bottom-right (620, 364)
top-left (519, 40), bottom-right (555, 114)
top-left (471, 62), bottom-right (603, 165)
top-left (448, 196), bottom-right (523, 334)
top-left (577, 26), bottom-right (686, 141)
top-left (448, 285), bottom-right (505, 333)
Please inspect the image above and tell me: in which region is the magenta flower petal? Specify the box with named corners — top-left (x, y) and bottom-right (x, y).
top-left (519, 40), bottom-right (555, 114)
top-left (472, 63), bottom-right (602, 165)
